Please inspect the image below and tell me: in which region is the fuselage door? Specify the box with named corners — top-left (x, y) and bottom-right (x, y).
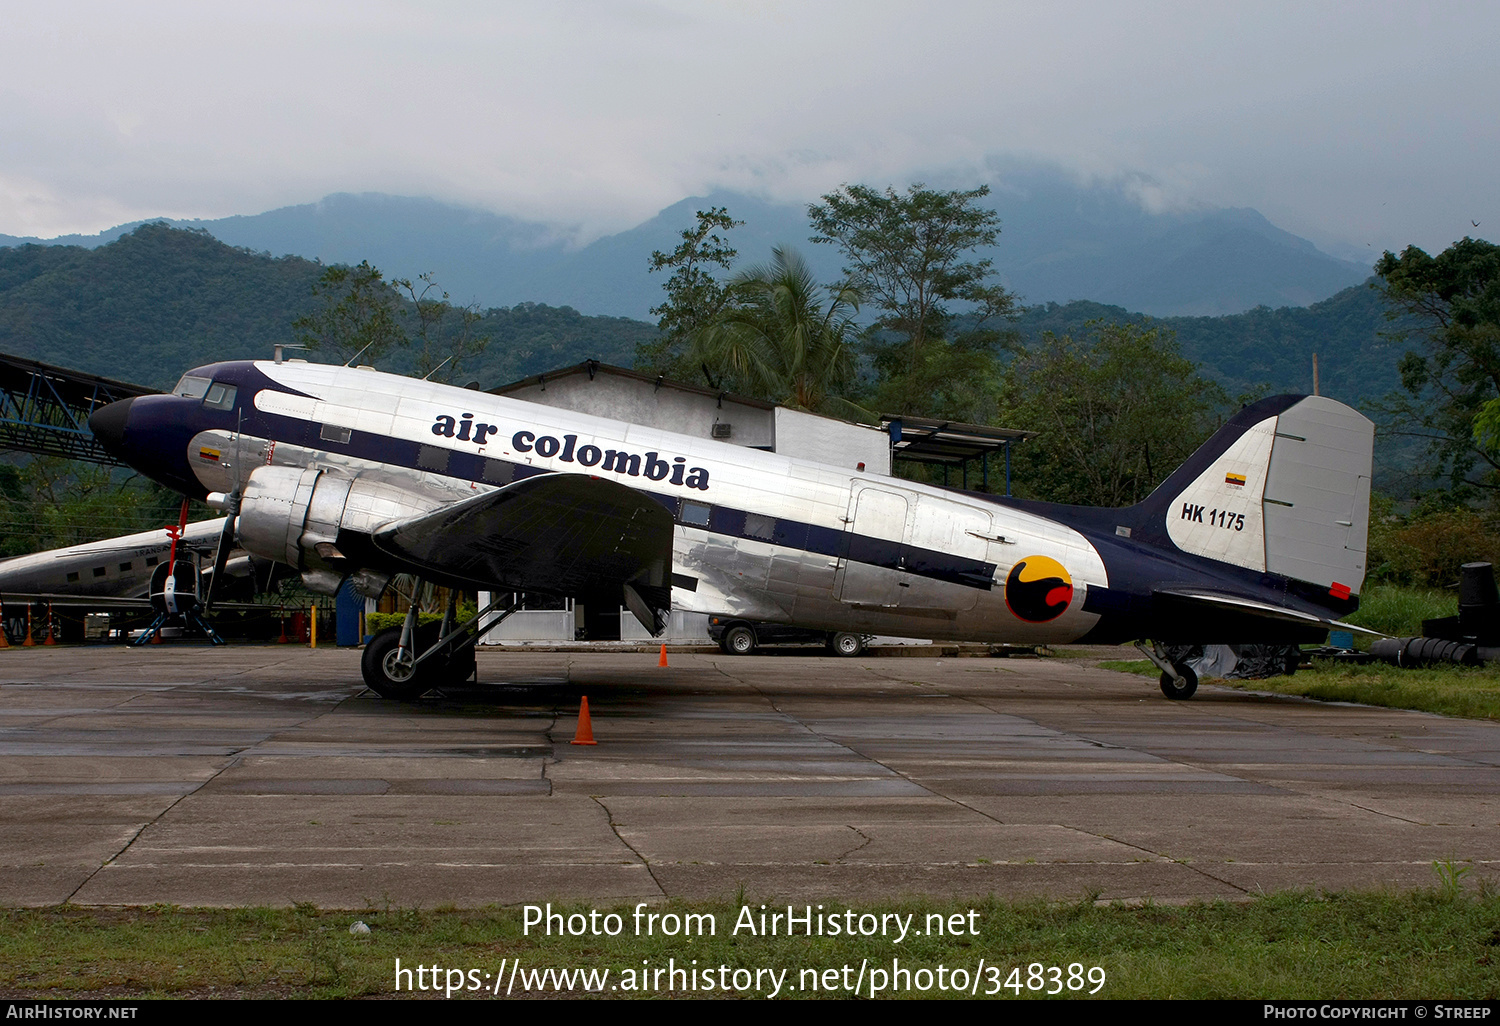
top-left (834, 486), bottom-right (908, 607)
top-left (898, 496), bottom-right (994, 611)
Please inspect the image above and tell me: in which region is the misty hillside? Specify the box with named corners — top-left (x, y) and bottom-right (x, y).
top-left (0, 166), bottom-right (1372, 320)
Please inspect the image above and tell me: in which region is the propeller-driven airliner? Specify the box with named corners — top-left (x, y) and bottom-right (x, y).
top-left (88, 357), bottom-right (1373, 701)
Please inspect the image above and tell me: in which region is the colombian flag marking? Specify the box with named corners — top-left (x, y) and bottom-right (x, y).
top-left (1225, 472), bottom-right (1247, 486)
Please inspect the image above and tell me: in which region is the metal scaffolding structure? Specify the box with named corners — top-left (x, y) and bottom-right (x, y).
top-left (881, 414), bottom-right (1038, 495)
top-left (0, 352), bottom-right (155, 465)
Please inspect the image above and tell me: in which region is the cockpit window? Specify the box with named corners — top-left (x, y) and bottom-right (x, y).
top-left (203, 383), bottom-right (237, 411)
top-left (173, 375), bottom-right (211, 399)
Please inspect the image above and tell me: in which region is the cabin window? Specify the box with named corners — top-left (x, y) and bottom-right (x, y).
top-left (319, 423), bottom-right (352, 444)
top-left (92, 566), bottom-right (107, 578)
top-left (482, 458), bottom-right (514, 484)
top-left (203, 383), bottom-right (238, 411)
top-left (145, 556), bottom-right (158, 567)
top-left (743, 512), bottom-right (776, 541)
top-left (680, 501), bottom-right (712, 527)
top-left (66, 572), bottom-right (79, 583)
top-left (119, 561), bottom-right (132, 572)
top-left (417, 445), bottom-right (451, 473)
top-left (173, 375), bottom-right (211, 399)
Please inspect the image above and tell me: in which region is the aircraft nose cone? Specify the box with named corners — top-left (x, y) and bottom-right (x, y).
top-left (89, 397), bottom-right (135, 459)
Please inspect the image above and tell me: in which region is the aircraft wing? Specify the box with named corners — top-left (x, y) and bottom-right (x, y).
top-left (1154, 587), bottom-right (1381, 635)
top-left (369, 473), bottom-right (675, 633)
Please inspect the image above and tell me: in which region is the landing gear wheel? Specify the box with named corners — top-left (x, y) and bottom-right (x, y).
top-left (828, 632), bottom-right (865, 657)
top-left (1159, 664), bottom-right (1198, 700)
top-left (724, 625), bottom-right (756, 655)
top-left (362, 626), bottom-right (431, 701)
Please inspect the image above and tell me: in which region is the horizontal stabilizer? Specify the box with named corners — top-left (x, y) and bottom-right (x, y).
top-left (1155, 587), bottom-right (1381, 635)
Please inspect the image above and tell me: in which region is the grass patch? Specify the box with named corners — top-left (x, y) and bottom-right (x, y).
top-left (1097, 655), bottom-right (1500, 720)
top-left (1343, 584), bottom-right (1457, 640)
top-left (1227, 659), bottom-right (1500, 720)
top-left (2, 892), bottom-right (1498, 999)
top-left (1099, 659), bottom-right (1157, 677)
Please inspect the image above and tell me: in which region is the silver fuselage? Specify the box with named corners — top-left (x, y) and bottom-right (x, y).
top-left (153, 360), bottom-right (1111, 644)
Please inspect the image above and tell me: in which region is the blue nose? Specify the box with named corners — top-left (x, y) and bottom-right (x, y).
top-left (88, 397), bottom-right (135, 460)
top-left (88, 394), bottom-right (207, 498)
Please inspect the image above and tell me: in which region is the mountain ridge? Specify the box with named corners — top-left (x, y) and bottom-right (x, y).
top-left (0, 169), bottom-right (1371, 320)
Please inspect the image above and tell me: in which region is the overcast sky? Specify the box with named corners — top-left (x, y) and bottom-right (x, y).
top-left (1, 1), bottom-right (1494, 258)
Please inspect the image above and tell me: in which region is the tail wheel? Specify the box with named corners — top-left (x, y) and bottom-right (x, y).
top-left (828, 632), bottom-right (865, 657)
top-left (1159, 664), bottom-right (1198, 700)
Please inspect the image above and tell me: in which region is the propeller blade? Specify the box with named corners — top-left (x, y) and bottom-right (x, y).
top-left (200, 500), bottom-right (238, 615)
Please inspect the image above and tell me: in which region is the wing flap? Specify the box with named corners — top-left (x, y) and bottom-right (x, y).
top-left (370, 473), bottom-right (674, 633)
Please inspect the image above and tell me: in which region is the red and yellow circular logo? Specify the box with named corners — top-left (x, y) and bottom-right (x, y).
top-left (1004, 556), bottom-right (1074, 623)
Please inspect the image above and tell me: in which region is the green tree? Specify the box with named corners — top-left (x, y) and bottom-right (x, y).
top-left (1374, 238), bottom-right (1500, 491)
top-left (0, 456), bottom-right (185, 557)
top-left (1000, 322), bottom-right (1229, 506)
top-left (808, 183), bottom-right (1017, 416)
top-left (393, 272), bottom-right (490, 383)
top-left (639, 207), bottom-right (743, 382)
top-left (291, 260), bottom-right (408, 366)
top-left (693, 247), bottom-right (867, 419)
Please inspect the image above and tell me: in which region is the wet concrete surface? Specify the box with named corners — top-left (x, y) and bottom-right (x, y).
top-left (0, 644), bottom-right (1496, 907)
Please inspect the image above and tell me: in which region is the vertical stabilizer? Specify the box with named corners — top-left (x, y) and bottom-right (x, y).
top-left (1146, 395), bottom-right (1373, 597)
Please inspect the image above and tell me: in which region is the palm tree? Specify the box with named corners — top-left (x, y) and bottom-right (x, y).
top-left (692, 246), bottom-right (869, 420)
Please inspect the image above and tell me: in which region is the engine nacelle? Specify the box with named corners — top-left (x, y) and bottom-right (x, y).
top-left (236, 465), bottom-right (441, 574)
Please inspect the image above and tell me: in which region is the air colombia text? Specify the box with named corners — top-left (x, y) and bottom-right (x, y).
top-left (432, 414), bottom-right (711, 491)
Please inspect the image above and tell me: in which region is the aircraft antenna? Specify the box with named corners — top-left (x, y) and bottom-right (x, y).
top-left (422, 356), bottom-right (454, 381)
top-left (343, 341), bottom-right (375, 368)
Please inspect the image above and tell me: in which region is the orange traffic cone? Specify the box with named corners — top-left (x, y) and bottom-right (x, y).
top-left (658, 644), bottom-right (669, 667)
top-left (571, 695), bottom-right (598, 746)
top-left (277, 613), bottom-right (289, 644)
top-left (22, 608), bottom-right (34, 647)
top-left (42, 604), bottom-right (56, 645)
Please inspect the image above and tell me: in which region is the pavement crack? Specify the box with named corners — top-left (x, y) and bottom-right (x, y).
top-left (1085, 830), bottom-right (1253, 896)
top-left (836, 825), bottom-right (873, 863)
top-left (63, 673), bottom-right (377, 904)
top-left (591, 796), bottom-right (666, 898)
top-left (63, 757), bottom-right (234, 905)
top-left (1342, 800), bottom-right (1426, 826)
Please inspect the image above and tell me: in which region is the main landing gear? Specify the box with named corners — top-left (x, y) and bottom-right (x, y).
top-left (360, 586), bottom-right (521, 701)
top-left (1135, 641), bottom-right (1199, 700)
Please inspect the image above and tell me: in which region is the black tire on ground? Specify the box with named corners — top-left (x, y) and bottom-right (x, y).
top-left (361, 622), bottom-right (474, 698)
top-left (361, 625), bottom-right (431, 700)
top-left (724, 625), bottom-right (756, 655)
top-left (828, 632), bottom-right (865, 656)
top-left (1159, 664), bottom-right (1198, 700)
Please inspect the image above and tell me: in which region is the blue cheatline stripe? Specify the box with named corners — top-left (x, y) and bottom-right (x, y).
top-left (221, 396), bottom-right (998, 594)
